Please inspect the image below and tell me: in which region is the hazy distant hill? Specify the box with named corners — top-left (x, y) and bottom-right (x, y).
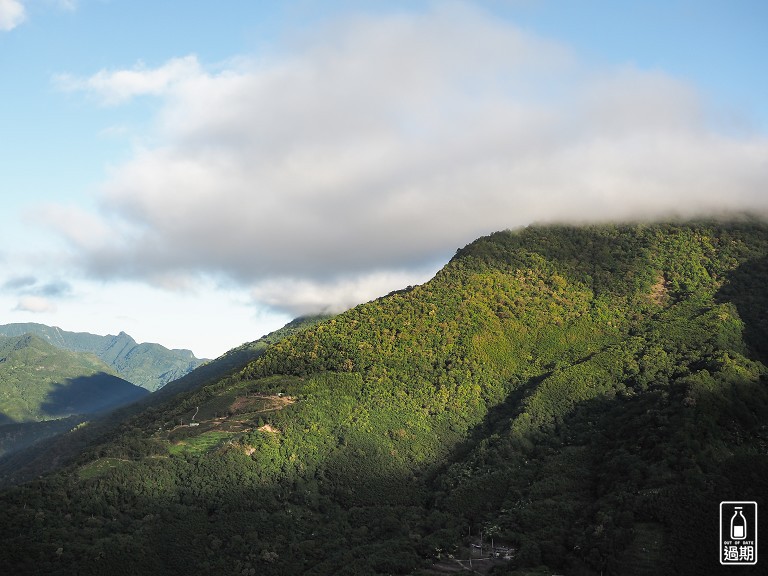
top-left (1, 220), bottom-right (767, 576)
top-left (0, 323), bottom-right (205, 391)
top-left (0, 334), bottom-right (148, 457)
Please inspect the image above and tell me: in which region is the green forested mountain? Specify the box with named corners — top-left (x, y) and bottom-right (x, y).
top-left (0, 334), bottom-right (148, 423)
top-left (0, 315), bottom-right (329, 487)
top-left (155, 314), bottom-right (331, 400)
top-left (0, 323), bottom-right (205, 391)
top-left (0, 334), bottom-right (148, 457)
top-left (0, 220), bottom-right (766, 576)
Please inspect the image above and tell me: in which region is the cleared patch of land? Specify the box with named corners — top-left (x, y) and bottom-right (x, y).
top-left (163, 391), bottom-right (296, 455)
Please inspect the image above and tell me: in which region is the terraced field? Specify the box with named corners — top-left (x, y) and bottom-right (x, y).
top-left (163, 389), bottom-right (296, 455)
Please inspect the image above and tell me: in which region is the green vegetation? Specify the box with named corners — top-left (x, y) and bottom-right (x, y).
top-left (168, 431), bottom-right (234, 456)
top-left (0, 220), bottom-right (767, 575)
top-left (0, 323), bottom-right (206, 391)
top-left (155, 314), bottom-right (330, 399)
top-left (0, 415), bottom-right (88, 459)
top-left (77, 457), bottom-right (131, 480)
top-left (0, 334), bottom-right (147, 424)
top-left (0, 334), bottom-right (149, 457)
top-left (0, 317), bottom-right (326, 487)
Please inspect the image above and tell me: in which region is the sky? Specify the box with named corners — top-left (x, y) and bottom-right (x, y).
top-left (1, 0), bottom-right (767, 359)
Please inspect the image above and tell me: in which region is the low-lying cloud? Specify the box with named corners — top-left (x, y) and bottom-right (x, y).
top-left (250, 268), bottom-right (440, 317)
top-left (47, 3), bottom-right (768, 315)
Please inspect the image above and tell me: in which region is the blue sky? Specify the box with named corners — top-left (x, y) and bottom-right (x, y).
top-left (1, 1), bottom-right (767, 358)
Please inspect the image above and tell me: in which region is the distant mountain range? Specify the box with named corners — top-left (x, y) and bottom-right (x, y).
top-left (0, 334), bottom-right (148, 457)
top-left (0, 323), bottom-right (205, 391)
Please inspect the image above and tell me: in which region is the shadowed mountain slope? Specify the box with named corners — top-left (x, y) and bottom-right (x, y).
top-left (0, 335), bottom-right (148, 457)
top-left (0, 334), bottom-right (147, 423)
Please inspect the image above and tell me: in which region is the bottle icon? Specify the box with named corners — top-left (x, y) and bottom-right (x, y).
top-left (731, 507), bottom-right (747, 540)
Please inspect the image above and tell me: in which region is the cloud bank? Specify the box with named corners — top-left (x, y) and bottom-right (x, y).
top-left (48, 4), bottom-right (768, 315)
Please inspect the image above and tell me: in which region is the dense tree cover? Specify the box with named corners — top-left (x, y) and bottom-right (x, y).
top-left (156, 314), bottom-right (331, 400)
top-left (0, 220), bottom-right (767, 575)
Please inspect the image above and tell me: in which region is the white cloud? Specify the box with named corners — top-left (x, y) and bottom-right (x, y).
top-left (54, 55), bottom-right (202, 106)
top-left (47, 3), bottom-right (768, 315)
top-left (0, 0), bottom-right (77, 32)
top-left (15, 296), bottom-right (56, 314)
top-left (251, 268), bottom-right (439, 317)
top-left (0, 0), bottom-right (25, 31)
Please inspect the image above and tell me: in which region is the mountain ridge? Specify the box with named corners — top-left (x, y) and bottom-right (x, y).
top-left (0, 322), bottom-right (205, 391)
top-left (0, 220), bottom-right (766, 575)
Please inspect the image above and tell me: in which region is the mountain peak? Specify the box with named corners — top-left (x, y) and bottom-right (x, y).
top-left (0, 323), bottom-right (204, 391)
